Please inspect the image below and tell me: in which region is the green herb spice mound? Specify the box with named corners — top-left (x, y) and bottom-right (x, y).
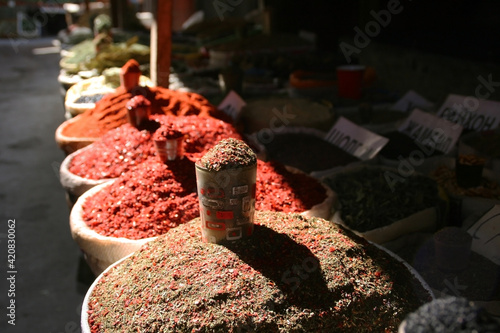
top-left (87, 211), bottom-right (431, 333)
top-left (325, 167), bottom-right (439, 232)
top-left (196, 138), bottom-right (257, 171)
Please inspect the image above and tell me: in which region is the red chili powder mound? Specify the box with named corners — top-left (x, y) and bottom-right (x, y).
top-left (82, 159), bottom-right (327, 240)
top-left (62, 86), bottom-right (232, 138)
top-left (69, 115), bottom-right (242, 180)
top-left (82, 158), bottom-right (199, 240)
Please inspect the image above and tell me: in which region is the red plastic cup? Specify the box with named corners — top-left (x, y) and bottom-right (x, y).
top-left (337, 65), bottom-right (366, 100)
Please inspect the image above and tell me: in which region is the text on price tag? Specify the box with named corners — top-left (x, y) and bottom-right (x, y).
top-left (398, 109), bottom-right (463, 154)
top-left (324, 117), bottom-right (389, 160)
top-left (436, 94), bottom-right (500, 132)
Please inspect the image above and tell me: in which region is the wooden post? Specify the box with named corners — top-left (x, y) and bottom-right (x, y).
top-left (150, 0), bottom-right (172, 88)
top-left (110, 0), bottom-right (119, 28)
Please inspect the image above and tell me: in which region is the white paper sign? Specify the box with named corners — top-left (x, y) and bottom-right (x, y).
top-left (324, 117), bottom-right (389, 160)
top-left (391, 90), bottom-right (435, 112)
top-left (218, 90), bottom-right (246, 122)
top-left (397, 108), bottom-right (463, 154)
top-left (437, 94), bottom-right (500, 131)
top-left (467, 205), bottom-right (500, 265)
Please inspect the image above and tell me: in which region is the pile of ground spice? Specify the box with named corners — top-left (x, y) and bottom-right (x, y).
top-left (62, 85), bottom-right (232, 139)
top-left (261, 132), bottom-right (359, 173)
top-left (431, 165), bottom-right (500, 200)
top-left (196, 138), bottom-right (257, 171)
top-left (81, 158), bottom-right (327, 240)
top-left (68, 115), bottom-right (242, 180)
top-left (87, 211), bottom-right (431, 332)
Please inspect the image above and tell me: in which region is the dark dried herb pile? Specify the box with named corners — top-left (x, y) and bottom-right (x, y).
top-left (87, 211), bottom-right (430, 332)
top-left (262, 132), bottom-right (359, 173)
top-left (325, 167), bottom-right (439, 232)
top-left (378, 131), bottom-right (443, 160)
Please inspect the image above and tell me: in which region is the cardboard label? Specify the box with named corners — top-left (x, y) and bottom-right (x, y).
top-left (467, 205), bottom-right (500, 265)
top-left (391, 90), bottom-right (435, 112)
top-left (324, 117), bottom-right (389, 160)
top-left (436, 94), bottom-right (500, 131)
top-left (398, 109), bottom-right (463, 154)
top-left (218, 90), bottom-right (246, 122)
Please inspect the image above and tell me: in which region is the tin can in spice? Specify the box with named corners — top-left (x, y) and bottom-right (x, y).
top-left (195, 138), bottom-right (257, 244)
top-left (196, 164), bottom-right (256, 243)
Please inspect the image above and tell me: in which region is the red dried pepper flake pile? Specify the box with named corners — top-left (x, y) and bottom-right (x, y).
top-left (69, 124), bottom-right (155, 180)
top-left (256, 160), bottom-right (327, 213)
top-left (82, 158), bottom-right (199, 240)
top-left (87, 211), bottom-right (430, 333)
top-left (81, 158), bottom-right (328, 240)
top-left (62, 85), bottom-right (233, 139)
top-left (69, 115), bottom-right (243, 180)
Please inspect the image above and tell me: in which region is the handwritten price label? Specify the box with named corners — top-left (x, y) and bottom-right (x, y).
top-left (437, 94), bottom-right (500, 131)
top-left (324, 117), bottom-right (388, 160)
top-left (218, 90), bottom-right (246, 122)
top-left (397, 109), bottom-right (463, 154)
top-left (467, 204), bottom-right (500, 265)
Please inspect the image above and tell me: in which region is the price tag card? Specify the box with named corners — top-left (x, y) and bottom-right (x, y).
top-left (391, 90), bottom-right (435, 112)
top-left (436, 94), bottom-right (500, 131)
top-left (398, 108), bottom-right (463, 154)
top-left (218, 90), bottom-right (246, 122)
top-left (324, 117), bottom-right (389, 160)
top-left (467, 205), bottom-right (500, 265)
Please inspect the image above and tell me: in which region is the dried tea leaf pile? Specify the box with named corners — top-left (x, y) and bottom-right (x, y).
top-left (324, 167), bottom-right (439, 232)
top-left (87, 211), bottom-right (431, 332)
